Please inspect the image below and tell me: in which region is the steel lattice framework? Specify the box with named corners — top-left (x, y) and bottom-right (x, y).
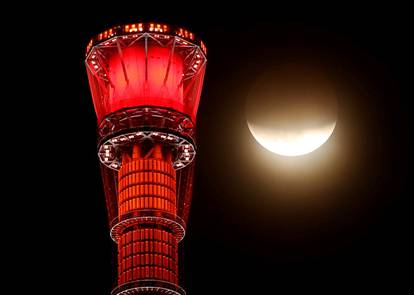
top-left (85, 22), bottom-right (207, 295)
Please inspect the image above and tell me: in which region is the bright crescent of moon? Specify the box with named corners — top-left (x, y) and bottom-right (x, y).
top-left (247, 121), bottom-right (336, 156)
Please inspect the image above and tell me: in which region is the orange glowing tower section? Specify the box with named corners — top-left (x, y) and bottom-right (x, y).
top-left (85, 23), bottom-right (207, 295)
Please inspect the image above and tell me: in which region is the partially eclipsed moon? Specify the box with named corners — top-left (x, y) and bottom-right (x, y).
top-left (247, 121), bottom-right (336, 156)
top-left (246, 64), bottom-right (337, 157)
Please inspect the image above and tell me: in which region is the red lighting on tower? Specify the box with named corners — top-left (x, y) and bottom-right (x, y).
top-left (85, 22), bottom-right (207, 295)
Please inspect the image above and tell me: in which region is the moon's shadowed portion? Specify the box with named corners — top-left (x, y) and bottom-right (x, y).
top-left (246, 62), bottom-right (338, 156)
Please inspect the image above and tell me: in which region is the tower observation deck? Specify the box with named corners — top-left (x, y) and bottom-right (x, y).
top-left (85, 22), bottom-right (207, 295)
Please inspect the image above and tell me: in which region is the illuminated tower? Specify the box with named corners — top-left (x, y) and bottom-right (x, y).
top-left (85, 23), bottom-right (207, 295)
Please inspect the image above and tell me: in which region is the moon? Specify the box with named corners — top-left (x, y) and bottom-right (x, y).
top-left (246, 64), bottom-right (337, 157)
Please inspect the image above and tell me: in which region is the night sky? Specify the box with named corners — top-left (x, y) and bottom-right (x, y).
top-left (58, 4), bottom-right (411, 294)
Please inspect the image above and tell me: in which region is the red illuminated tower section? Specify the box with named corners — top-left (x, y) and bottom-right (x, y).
top-left (85, 23), bottom-right (207, 295)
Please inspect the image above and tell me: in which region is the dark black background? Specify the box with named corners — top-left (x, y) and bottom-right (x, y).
top-left (32, 3), bottom-right (411, 294)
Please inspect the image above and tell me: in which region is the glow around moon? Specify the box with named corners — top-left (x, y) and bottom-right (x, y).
top-left (247, 121), bottom-right (336, 156)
